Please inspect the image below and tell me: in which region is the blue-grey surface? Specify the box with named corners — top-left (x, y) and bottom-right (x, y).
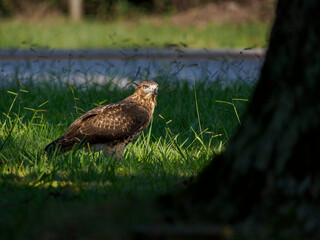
top-left (0, 49), bottom-right (265, 86)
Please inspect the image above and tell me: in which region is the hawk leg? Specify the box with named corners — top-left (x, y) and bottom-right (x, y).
top-left (103, 143), bottom-right (127, 161)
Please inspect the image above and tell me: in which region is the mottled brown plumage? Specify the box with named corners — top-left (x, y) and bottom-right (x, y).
top-left (44, 81), bottom-right (158, 160)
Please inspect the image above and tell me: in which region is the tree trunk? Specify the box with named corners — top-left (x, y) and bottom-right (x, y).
top-left (68, 0), bottom-right (83, 21)
top-left (164, 0), bottom-right (320, 238)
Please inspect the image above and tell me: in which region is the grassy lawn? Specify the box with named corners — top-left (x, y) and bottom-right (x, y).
top-left (0, 18), bottom-right (269, 49)
top-left (0, 67), bottom-right (255, 238)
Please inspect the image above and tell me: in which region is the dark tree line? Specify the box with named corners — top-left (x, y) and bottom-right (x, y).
top-left (0, 0), bottom-right (272, 18)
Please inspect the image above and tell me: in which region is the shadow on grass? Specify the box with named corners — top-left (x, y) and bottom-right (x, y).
top-left (0, 173), bottom-right (157, 239)
top-left (0, 169), bottom-right (232, 240)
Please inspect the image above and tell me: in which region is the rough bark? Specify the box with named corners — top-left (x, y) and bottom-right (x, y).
top-left (163, 0), bottom-right (320, 238)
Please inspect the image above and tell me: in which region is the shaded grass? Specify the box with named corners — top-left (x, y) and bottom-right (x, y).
top-left (0, 72), bottom-right (254, 238)
top-left (0, 18), bottom-right (269, 49)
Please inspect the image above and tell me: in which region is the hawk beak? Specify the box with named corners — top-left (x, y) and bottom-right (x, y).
top-left (153, 88), bottom-right (158, 95)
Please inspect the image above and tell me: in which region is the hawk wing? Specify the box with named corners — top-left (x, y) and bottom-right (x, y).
top-left (60, 102), bottom-right (150, 147)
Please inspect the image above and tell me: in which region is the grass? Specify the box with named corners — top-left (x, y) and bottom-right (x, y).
top-left (0, 18), bottom-right (269, 49)
top-left (0, 64), bottom-right (255, 238)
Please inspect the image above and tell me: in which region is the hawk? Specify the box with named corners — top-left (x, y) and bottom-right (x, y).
top-left (44, 81), bottom-right (158, 160)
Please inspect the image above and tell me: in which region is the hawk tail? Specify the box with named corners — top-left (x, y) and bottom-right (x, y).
top-left (44, 136), bottom-right (87, 156)
top-left (44, 137), bottom-right (64, 155)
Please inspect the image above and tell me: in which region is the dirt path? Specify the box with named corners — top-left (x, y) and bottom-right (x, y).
top-left (0, 48), bottom-right (265, 60)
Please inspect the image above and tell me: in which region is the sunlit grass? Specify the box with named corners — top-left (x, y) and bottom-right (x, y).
top-left (0, 68), bottom-right (254, 238)
top-left (0, 74), bottom-right (252, 182)
top-left (0, 18), bottom-right (269, 49)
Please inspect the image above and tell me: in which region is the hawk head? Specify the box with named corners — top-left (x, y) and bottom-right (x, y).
top-left (123, 81), bottom-right (159, 110)
top-left (135, 81), bottom-right (158, 99)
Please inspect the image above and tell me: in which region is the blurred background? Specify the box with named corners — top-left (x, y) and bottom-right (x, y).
top-left (0, 0), bottom-right (275, 49)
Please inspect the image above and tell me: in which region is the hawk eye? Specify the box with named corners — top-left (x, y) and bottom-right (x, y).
top-left (142, 85), bottom-right (148, 90)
